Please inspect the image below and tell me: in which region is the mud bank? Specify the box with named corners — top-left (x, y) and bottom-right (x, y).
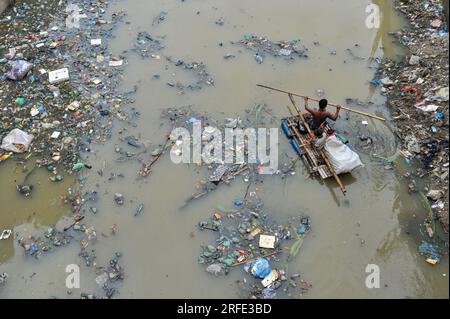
top-left (382, 0), bottom-right (449, 232)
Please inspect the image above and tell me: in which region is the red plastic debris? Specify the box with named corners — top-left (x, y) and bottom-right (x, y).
top-left (402, 85), bottom-right (422, 100)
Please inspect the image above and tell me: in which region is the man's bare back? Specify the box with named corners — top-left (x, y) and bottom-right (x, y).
top-left (304, 98), bottom-right (341, 128)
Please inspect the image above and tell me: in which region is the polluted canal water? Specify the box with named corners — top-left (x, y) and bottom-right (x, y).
top-left (0, 0), bottom-right (448, 299)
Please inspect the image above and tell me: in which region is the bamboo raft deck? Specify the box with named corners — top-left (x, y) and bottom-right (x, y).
top-left (282, 115), bottom-right (334, 179)
top-left (282, 116), bottom-right (342, 180)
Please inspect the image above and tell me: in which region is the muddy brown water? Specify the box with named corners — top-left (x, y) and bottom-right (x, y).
top-left (0, 0), bottom-right (448, 298)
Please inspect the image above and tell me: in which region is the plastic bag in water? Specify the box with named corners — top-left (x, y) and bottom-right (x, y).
top-left (247, 258), bottom-right (271, 279)
top-left (6, 60), bottom-right (33, 81)
top-left (1, 129), bottom-right (34, 153)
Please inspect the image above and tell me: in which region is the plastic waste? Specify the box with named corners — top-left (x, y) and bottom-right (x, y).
top-left (95, 272), bottom-right (108, 286)
top-left (259, 234), bottom-right (276, 249)
top-left (209, 164), bottom-right (228, 182)
top-left (234, 199), bottom-right (243, 207)
top-left (262, 286), bottom-right (276, 299)
top-left (48, 68), bottom-right (69, 84)
top-left (29, 243), bottom-right (39, 255)
top-left (16, 97), bottom-right (25, 106)
top-left (415, 104), bottom-right (439, 112)
top-left (297, 224), bottom-right (306, 235)
top-left (247, 258), bottom-right (272, 279)
top-left (6, 60), bottom-right (33, 80)
top-left (17, 184), bottom-right (33, 197)
top-left (73, 163), bottom-right (85, 171)
top-left (418, 241), bottom-right (441, 255)
top-left (206, 263), bottom-right (225, 276)
top-left (0, 152), bottom-right (12, 162)
top-left (1, 128), bottom-right (34, 153)
top-left (0, 229), bottom-right (12, 240)
top-left (254, 53), bottom-right (264, 64)
top-left (436, 112), bottom-right (445, 120)
top-left (114, 193), bottom-right (124, 205)
top-left (261, 269), bottom-right (279, 287)
top-left (370, 79), bottom-right (381, 86)
top-left (135, 203), bottom-right (144, 216)
top-left (279, 48), bottom-right (292, 56)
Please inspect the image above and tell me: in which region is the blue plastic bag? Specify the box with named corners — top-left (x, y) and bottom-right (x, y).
top-left (248, 258), bottom-right (271, 279)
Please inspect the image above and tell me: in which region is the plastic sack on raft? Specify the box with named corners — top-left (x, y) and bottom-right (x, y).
top-left (324, 135), bottom-right (363, 175)
top-left (6, 60), bottom-right (33, 81)
top-left (245, 258), bottom-right (272, 279)
top-left (1, 129), bottom-right (34, 153)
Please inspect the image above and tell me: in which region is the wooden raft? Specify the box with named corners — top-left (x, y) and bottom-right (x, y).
top-left (282, 94), bottom-right (347, 195)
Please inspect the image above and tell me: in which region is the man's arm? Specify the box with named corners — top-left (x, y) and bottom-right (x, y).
top-left (304, 97), bottom-right (315, 115)
top-left (328, 105), bottom-right (341, 121)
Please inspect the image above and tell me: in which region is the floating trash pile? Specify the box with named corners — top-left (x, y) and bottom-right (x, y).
top-left (0, 0), bottom-right (133, 299)
top-left (0, 1), bottom-right (133, 176)
top-left (197, 193), bottom-right (312, 299)
top-left (132, 31), bottom-right (165, 58)
top-left (81, 252), bottom-right (125, 299)
top-left (234, 35), bottom-right (309, 63)
top-left (165, 57), bottom-right (215, 93)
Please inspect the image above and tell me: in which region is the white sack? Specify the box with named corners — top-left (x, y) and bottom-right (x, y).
top-left (1, 128), bottom-right (34, 153)
top-left (324, 135), bottom-right (363, 175)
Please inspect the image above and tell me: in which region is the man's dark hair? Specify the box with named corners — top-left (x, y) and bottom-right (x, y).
top-left (314, 128), bottom-right (323, 138)
top-left (319, 99), bottom-right (328, 109)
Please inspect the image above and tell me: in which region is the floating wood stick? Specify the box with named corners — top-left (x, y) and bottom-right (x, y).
top-left (231, 250), bottom-right (281, 267)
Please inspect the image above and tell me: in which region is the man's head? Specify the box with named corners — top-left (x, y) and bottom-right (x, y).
top-left (319, 99), bottom-right (328, 110)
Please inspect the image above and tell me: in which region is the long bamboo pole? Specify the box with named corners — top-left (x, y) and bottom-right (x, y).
top-left (288, 94), bottom-right (347, 195)
top-left (257, 84), bottom-right (386, 121)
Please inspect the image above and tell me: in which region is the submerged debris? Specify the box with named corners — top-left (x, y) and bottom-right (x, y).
top-left (132, 31), bottom-right (165, 58)
top-left (114, 193), bottom-right (124, 205)
top-left (135, 203), bottom-right (144, 216)
top-left (82, 252), bottom-right (125, 299)
top-left (418, 241), bottom-right (442, 265)
top-left (165, 57), bottom-right (215, 93)
top-left (17, 184), bottom-right (33, 197)
top-left (234, 35), bottom-right (309, 61)
top-left (152, 11), bottom-right (168, 26)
